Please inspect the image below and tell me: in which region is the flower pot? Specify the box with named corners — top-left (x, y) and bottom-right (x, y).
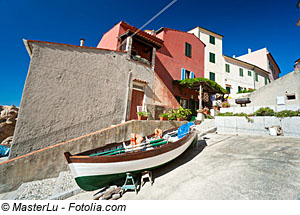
top-left (160, 116), bottom-right (168, 121)
top-left (138, 115), bottom-right (148, 120)
top-left (196, 112), bottom-right (205, 121)
top-left (177, 118), bottom-right (184, 121)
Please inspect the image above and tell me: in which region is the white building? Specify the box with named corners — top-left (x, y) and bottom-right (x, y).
top-left (188, 27), bottom-right (225, 87)
top-left (223, 55), bottom-right (270, 94)
top-left (237, 48), bottom-right (281, 81)
top-left (188, 27), bottom-right (280, 95)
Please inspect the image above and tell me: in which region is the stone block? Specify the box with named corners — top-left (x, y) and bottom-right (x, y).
top-left (234, 107), bottom-right (254, 114)
top-left (236, 116), bottom-right (252, 134)
top-left (250, 117), bottom-right (268, 135)
top-left (281, 117), bottom-right (300, 137)
top-left (220, 107), bottom-right (233, 113)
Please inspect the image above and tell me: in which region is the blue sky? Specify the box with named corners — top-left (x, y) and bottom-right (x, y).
top-left (1, 0), bottom-right (299, 106)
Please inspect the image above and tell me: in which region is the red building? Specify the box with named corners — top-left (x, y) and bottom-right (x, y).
top-left (97, 21), bottom-right (206, 117)
top-left (154, 28), bottom-right (205, 110)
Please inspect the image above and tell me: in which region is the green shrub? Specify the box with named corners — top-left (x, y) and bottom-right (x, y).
top-left (137, 111), bottom-right (150, 117)
top-left (254, 107), bottom-right (275, 116)
top-left (275, 110), bottom-right (300, 118)
top-left (237, 89), bottom-right (256, 94)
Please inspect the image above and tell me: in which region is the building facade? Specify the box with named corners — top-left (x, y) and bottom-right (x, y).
top-left (237, 48), bottom-right (281, 81)
top-left (189, 26), bottom-right (280, 95)
top-left (223, 55), bottom-right (270, 94)
top-left (154, 28), bottom-right (205, 110)
top-left (188, 27), bottom-right (225, 87)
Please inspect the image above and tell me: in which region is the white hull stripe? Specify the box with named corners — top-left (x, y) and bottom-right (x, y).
top-left (69, 133), bottom-right (196, 178)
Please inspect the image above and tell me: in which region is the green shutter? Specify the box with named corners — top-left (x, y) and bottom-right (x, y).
top-left (209, 53), bottom-right (215, 63)
top-left (248, 71), bottom-right (252, 76)
top-left (226, 87), bottom-right (231, 94)
top-left (185, 42), bottom-right (191, 57)
top-left (226, 64), bottom-right (230, 73)
top-left (265, 77), bottom-right (268, 85)
top-left (209, 72), bottom-right (215, 81)
top-left (209, 36), bottom-right (215, 45)
top-left (239, 68), bottom-right (243, 77)
top-left (238, 86), bottom-right (241, 92)
top-left (255, 73), bottom-right (258, 82)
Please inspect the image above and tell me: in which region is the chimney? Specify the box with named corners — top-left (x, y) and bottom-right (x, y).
top-left (248, 48), bottom-right (251, 54)
top-left (233, 55), bottom-right (236, 58)
top-left (80, 38), bottom-right (85, 47)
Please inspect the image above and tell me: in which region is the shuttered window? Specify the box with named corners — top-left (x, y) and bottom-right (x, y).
top-left (185, 42), bottom-right (191, 57)
top-left (239, 68), bottom-right (243, 77)
top-left (255, 73), bottom-right (258, 82)
top-left (265, 77), bottom-right (268, 85)
top-left (248, 71), bottom-right (252, 76)
top-left (181, 68), bottom-right (186, 80)
top-left (209, 52), bottom-right (215, 63)
top-left (226, 87), bottom-right (231, 94)
top-left (209, 72), bottom-right (215, 81)
top-left (225, 64), bottom-right (230, 73)
top-left (238, 86), bottom-right (242, 92)
top-left (209, 35), bottom-right (215, 45)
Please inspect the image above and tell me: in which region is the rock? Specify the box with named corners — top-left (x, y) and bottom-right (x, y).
top-left (1, 136), bottom-right (13, 146)
top-left (0, 105), bottom-right (18, 143)
top-left (98, 186), bottom-right (122, 200)
top-left (111, 193), bottom-right (121, 200)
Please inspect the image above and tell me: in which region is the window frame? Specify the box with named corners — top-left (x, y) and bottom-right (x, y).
top-left (209, 72), bottom-right (215, 81)
top-left (209, 35), bottom-right (215, 45)
top-left (185, 42), bottom-right (192, 58)
top-left (209, 52), bottom-right (215, 63)
top-left (239, 68), bottom-right (244, 77)
top-left (225, 64), bottom-right (230, 73)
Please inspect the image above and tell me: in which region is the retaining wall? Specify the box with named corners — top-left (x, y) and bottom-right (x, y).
top-left (220, 105), bottom-right (300, 114)
top-left (0, 120), bottom-right (185, 193)
top-left (216, 116), bottom-right (300, 137)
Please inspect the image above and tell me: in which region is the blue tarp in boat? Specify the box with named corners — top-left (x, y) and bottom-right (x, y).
top-left (178, 122), bottom-right (194, 139)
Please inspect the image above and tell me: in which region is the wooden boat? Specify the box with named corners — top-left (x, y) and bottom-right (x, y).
top-left (64, 124), bottom-right (197, 191)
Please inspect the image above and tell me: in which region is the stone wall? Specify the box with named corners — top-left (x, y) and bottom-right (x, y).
top-left (0, 120), bottom-right (186, 193)
top-left (10, 41), bottom-right (154, 158)
top-left (216, 116), bottom-right (300, 137)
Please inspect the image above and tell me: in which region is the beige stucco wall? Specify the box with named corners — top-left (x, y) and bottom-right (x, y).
top-left (10, 41), bottom-right (154, 158)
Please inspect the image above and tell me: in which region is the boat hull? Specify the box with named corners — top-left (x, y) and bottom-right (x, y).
top-left (67, 132), bottom-right (197, 191)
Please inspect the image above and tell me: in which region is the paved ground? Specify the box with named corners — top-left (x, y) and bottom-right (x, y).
top-left (70, 133), bottom-right (300, 200)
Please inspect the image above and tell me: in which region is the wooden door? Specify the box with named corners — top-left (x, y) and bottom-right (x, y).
top-left (129, 89), bottom-right (144, 120)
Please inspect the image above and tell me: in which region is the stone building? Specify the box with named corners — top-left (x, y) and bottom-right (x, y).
top-left (10, 39), bottom-right (157, 158)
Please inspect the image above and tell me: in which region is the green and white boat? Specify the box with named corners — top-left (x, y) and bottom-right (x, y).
top-left (64, 124), bottom-right (196, 191)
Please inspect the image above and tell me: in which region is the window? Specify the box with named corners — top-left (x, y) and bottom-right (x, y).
top-left (265, 77), bottom-right (268, 85)
top-left (286, 94), bottom-right (296, 100)
top-left (209, 72), bottom-right (215, 81)
top-left (209, 52), bottom-right (215, 63)
top-left (209, 35), bottom-right (215, 45)
top-left (255, 73), bottom-right (258, 82)
top-left (239, 68), bottom-right (243, 77)
top-left (226, 87), bottom-right (231, 94)
top-left (185, 42), bottom-right (191, 57)
top-left (225, 64), bottom-right (230, 73)
top-left (248, 71), bottom-right (252, 76)
top-left (238, 86), bottom-right (242, 92)
top-left (185, 70), bottom-right (190, 79)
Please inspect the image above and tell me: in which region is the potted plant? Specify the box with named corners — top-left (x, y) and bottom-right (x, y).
top-left (221, 101), bottom-right (230, 108)
top-left (159, 113), bottom-right (169, 121)
top-left (137, 111), bottom-right (150, 120)
top-left (167, 109), bottom-right (177, 121)
top-left (176, 106), bottom-right (192, 121)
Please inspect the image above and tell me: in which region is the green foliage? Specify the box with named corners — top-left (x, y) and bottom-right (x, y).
top-left (137, 111), bottom-right (150, 117)
top-left (159, 113), bottom-right (169, 117)
top-left (275, 110), bottom-right (300, 118)
top-left (254, 107), bottom-right (275, 116)
top-left (176, 106), bottom-right (192, 119)
top-left (173, 78), bottom-right (228, 94)
top-left (167, 109), bottom-right (177, 120)
top-left (237, 89), bottom-right (256, 94)
top-left (221, 101), bottom-right (230, 108)
top-left (217, 112), bottom-right (253, 123)
top-left (167, 106), bottom-right (192, 120)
